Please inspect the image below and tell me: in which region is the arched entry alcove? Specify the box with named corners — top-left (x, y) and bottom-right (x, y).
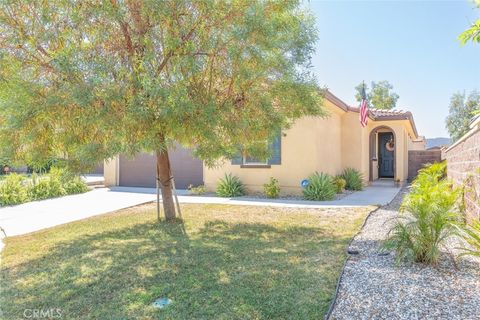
top-left (369, 126), bottom-right (396, 181)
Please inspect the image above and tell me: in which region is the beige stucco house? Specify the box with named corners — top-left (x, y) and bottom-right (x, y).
top-left (204, 90), bottom-right (422, 195)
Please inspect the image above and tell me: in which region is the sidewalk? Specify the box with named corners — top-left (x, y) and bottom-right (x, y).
top-left (111, 179), bottom-right (400, 207)
top-left (0, 181), bottom-right (401, 237)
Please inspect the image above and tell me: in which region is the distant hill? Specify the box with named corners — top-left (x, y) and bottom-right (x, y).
top-left (426, 137), bottom-right (451, 149)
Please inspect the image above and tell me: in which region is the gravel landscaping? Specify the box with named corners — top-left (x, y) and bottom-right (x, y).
top-left (329, 187), bottom-right (480, 320)
top-left (237, 190), bottom-right (354, 201)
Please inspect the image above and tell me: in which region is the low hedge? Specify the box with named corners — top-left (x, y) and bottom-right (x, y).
top-left (0, 168), bottom-right (89, 206)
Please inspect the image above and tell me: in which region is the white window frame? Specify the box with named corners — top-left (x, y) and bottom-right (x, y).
top-left (242, 155), bottom-right (268, 166)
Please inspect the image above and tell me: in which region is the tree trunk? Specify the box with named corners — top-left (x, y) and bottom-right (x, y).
top-left (156, 149), bottom-right (176, 220)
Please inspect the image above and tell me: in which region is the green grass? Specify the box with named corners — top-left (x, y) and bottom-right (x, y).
top-left (0, 203), bottom-right (372, 319)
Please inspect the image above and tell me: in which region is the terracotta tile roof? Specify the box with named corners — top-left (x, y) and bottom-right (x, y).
top-left (370, 108), bottom-right (410, 118)
top-left (323, 89), bottom-right (419, 138)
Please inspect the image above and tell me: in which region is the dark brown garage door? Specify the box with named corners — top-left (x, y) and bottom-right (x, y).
top-left (119, 147), bottom-right (203, 189)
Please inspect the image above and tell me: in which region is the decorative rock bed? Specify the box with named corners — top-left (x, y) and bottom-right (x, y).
top-left (237, 190), bottom-right (354, 201)
top-left (188, 191), bottom-right (354, 201)
top-left (328, 187), bottom-right (480, 320)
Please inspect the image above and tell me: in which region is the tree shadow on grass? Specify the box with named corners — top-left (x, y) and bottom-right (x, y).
top-left (1, 219), bottom-right (352, 319)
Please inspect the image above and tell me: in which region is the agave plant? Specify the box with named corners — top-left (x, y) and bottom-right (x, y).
top-left (216, 173), bottom-right (245, 197)
top-left (303, 172), bottom-right (336, 201)
top-left (340, 168), bottom-right (363, 191)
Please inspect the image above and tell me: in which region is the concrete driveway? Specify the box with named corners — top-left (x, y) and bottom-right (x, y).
top-left (0, 180), bottom-right (401, 237)
top-left (0, 188), bottom-right (156, 237)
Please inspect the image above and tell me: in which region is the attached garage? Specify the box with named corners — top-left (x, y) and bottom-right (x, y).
top-left (106, 146), bottom-right (203, 189)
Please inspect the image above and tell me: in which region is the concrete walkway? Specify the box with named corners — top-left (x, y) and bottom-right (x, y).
top-left (0, 180), bottom-right (400, 237)
top-left (111, 179), bottom-right (400, 207)
top-left (0, 188), bottom-right (155, 237)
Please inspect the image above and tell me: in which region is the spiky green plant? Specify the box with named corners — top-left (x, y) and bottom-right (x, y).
top-left (384, 162), bottom-right (460, 265)
top-left (340, 168), bottom-right (363, 191)
top-left (303, 172), bottom-right (336, 201)
top-left (216, 174), bottom-right (245, 197)
top-left (456, 221), bottom-right (480, 258)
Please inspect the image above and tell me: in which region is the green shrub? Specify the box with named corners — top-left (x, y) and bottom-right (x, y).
top-left (216, 173), bottom-right (245, 197)
top-left (340, 168), bottom-right (363, 191)
top-left (411, 161), bottom-right (446, 190)
top-left (0, 173), bottom-right (29, 206)
top-left (333, 176), bottom-right (346, 193)
top-left (29, 168), bottom-right (88, 200)
top-left (51, 167), bottom-right (88, 195)
top-left (384, 162), bottom-right (459, 265)
top-left (263, 177), bottom-right (280, 199)
top-left (0, 168), bottom-right (88, 206)
top-left (63, 176), bottom-right (89, 194)
top-left (29, 173), bottom-right (66, 200)
top-left (188, 184), bottom-right (206, 195)
top-left (303, 172), bottom-right (336, 201)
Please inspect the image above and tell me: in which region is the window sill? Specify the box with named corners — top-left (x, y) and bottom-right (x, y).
top-left (240, 164), bottom-right (271, 169)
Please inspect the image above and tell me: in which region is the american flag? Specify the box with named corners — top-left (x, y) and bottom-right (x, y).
top-left (359, 83), bottom-right (368, 127)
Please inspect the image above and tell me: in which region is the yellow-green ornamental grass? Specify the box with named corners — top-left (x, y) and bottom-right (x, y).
top-left (1, 204), bottom-right (373, 319)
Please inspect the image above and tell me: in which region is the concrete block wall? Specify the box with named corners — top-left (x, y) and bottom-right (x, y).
top-left (408, 150), bottom-right (442, 181)
top-left (445, 128), bottom-right (480, 221)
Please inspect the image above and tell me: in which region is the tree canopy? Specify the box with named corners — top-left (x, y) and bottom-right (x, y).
top-left (445, 91), bottom-right (480, 142)
top-left (354, 81), bottom-right (399, 110)
top-left (459, 0), bottom-right (480, 45)
top-left (0, 0), bottom-right (323, 219)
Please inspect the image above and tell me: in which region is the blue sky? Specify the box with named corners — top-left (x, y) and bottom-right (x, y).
top-left (306, 0), bottom-right (480, 138)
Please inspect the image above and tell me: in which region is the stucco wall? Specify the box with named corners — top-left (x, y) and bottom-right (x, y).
top-left (409, 138), bottom-right (426, 150)
top-left (340, 112), bottom-right (365, 176)
top-left (104, 157), bottom-right (119, 186)
top-left (367, 120), bottom-right (411, 182)
top-left (445, 120), bottom-right (480, 221)
top-left (204, 100), bottom-right (345, 195)
top-left (204, 105), bottom-right (415, 194)
top-left (204, 111), bottom-right (343, 195)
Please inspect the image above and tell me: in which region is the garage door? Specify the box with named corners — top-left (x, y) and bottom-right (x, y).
top-left (118, 147), bottom-right (203, 189)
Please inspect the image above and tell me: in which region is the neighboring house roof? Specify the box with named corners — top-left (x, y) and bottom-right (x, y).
top-left (324, 89), bottom-right (419, 139)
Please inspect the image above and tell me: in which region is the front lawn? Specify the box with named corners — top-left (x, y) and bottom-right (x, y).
top-left (0, 203), bottom-right (372, 319)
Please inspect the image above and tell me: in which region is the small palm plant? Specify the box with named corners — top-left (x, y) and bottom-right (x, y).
top-left (384, 162), bottom-right (460, 265)
top-left (216, 173), bottom-right (245, 197)
top-left (303, 172), bottom-right (336, 201)
top-left (456, 221), bottom-right (480, 258)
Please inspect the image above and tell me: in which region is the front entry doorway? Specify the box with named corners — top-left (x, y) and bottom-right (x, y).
top-left (378, 132), bottom-right (394, 178)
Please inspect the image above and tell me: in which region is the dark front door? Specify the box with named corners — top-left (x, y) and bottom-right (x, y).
top-left (378, 133), bottom-right (394, 178)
